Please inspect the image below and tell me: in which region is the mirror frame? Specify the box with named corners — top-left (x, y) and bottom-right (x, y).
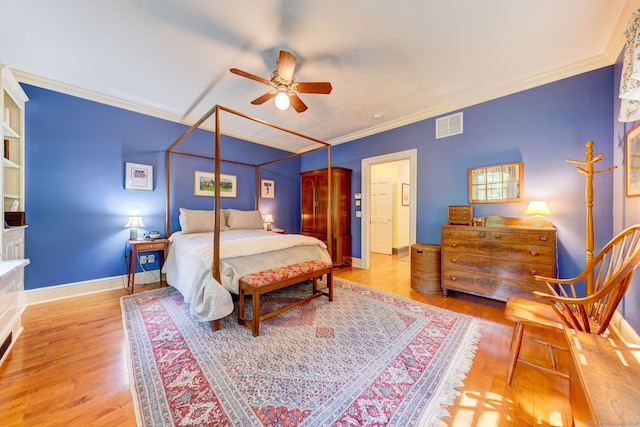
top-left (468, 161), bottom-right (524, 204)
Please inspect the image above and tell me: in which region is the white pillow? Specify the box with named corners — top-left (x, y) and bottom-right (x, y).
top-left (226, 209), bottom-right (265, 230)
top-left (179, 208), bottom-right (228, 233)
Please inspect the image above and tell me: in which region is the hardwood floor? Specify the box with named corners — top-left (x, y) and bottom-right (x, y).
top-left (0, 253), bottom-right (571, 426)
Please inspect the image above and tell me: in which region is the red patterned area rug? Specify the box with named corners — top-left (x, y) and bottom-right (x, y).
top-left (121, 278), bottom-right (481, 426)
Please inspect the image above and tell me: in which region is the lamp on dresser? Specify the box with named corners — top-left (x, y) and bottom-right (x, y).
top-left (125, 215), bottom-right (145, 240)
top-left (525, 201), bottom-right (550, 227)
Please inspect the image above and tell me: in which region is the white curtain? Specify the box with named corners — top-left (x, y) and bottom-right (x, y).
top-left (620, 9), bottom-right (640, 122)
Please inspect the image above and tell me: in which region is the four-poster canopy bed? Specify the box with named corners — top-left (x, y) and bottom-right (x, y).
top-left (163, 105), bottom-right (336, 331)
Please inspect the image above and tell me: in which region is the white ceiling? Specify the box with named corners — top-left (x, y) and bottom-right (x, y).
top-left (1, 0), bottom-right (637, 151)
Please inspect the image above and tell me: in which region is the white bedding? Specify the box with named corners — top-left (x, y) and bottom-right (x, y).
top-left (163, 229), bottom-right (332, 321)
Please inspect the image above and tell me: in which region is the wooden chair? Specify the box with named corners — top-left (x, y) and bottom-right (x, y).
top-left (504, 224), bottom-right (640, 384)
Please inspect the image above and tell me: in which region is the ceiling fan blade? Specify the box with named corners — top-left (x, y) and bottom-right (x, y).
top-left (289, 93), bottom-right (308, 113)
top-left (251, 91), bottom-right (277, 105)
top-left (294, 81), bottom-right (333, 94)
top-left (278, 50), bottom-right (296, 82)
top-left (230, 68), bottom-right (272, 86)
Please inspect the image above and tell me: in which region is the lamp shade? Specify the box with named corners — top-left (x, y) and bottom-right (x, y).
top-left (125, 216), bottom-right (145, 228)
top-left (125, 216), bottom-right (145, 239)
top-left (525, 201), bottom-right (550, 215)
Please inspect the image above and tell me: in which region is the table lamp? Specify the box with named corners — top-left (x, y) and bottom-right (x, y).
top-left (525, 201), bottom-right (550, 227)
top-left (125, 216), bottom-right (145, 239)
top-left (264, 214), bottom-right (274, 231)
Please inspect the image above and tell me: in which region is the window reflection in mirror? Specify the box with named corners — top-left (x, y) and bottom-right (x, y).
top-left (469, 162), bottom-right (523, 203)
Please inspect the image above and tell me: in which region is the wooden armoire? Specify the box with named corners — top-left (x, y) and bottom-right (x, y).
top-left (300, 167), bottom-right (351, 266)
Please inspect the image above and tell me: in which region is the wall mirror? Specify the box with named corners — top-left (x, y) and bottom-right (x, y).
top-left (468, 161), bottom-right (523, 203)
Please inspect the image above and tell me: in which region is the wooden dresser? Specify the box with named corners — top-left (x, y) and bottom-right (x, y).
top-left (440, 217), bottom-right (556, 301)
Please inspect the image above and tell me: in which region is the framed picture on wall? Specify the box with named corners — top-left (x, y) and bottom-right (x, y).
top-left (194, 170), bottom-right (237, 197)
top-left (261, 179), bottom-right (275, 198)
top-left (125, 162), bottom-right (153, 191)
top-left (626, 124), bottom-right (640, 197)
top-left (401, 183), bottom-right (410, 206)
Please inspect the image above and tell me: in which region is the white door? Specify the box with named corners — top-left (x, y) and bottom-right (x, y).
top-left (370, 178), bottom-right (392, 254)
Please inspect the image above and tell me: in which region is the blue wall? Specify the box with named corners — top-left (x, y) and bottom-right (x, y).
top-left (304, 66), bottom-right (615, 283)
top-left (23, 66), bottom-right (615, 300)
top-left (23, 85), bottom-right (300, 290)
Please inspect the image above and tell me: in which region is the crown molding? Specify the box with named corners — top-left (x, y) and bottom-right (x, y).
top-left (328, 54), bottom-right (618, 146)
top-left (12, 69), bottom-right (299, 153)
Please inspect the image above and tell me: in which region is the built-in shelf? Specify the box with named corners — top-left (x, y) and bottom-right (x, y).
top-left (3, 122), bottom-right (19, 139)
top-left (0, 65), bottom-right (28, 368)
top-left (3, 158), bottom-right (19, 169)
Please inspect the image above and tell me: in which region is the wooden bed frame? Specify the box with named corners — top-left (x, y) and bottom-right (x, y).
top-left (165, 105), bottom-right (334, 331)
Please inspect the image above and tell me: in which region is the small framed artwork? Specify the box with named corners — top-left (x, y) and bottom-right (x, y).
top-left (626, 124), bottom-right (640, 197)
top-left (261, 179), bottom-right (275, 198)
top-left (401, 183), bottom-right (410, 206)
top-left (125, 162), bottom-right (153, 191)
top-left (194, 170), bottom-right (237, 197)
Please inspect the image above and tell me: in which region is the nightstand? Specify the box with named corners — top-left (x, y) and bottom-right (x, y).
top-left (127, 239), bottom-right (169, 294)
top-left (270, 228), bottom-right (285, 234)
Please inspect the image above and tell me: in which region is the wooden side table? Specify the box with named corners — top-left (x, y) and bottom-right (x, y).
top-left (127, 239), bottom-right (169, 294)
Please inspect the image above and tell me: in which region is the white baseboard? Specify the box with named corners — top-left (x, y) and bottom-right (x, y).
top-left (609, 310), bottom-right (640, 344)
top-left (26, 270), bottom-right (161, 305)
top-left (350, 257), bottom-right (363, 269)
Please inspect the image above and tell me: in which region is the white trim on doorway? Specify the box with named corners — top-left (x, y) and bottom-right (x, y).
top-left (361, 149), bottom-right (417, 270)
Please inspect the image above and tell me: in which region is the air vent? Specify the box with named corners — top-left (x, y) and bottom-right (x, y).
top-left (436, 112), bottom-right (463, 139)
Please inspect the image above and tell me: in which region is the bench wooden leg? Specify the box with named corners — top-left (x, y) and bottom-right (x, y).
top-left (238, 287), bottom-right (245, 325)
top-left (211, 319), bottom-right (221, 331)
top-left (252, 292), bottom-right (260, 337)
top-left (327, 271), bottom-right (334, 301)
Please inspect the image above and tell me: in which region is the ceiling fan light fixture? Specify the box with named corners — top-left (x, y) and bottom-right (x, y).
top-left (275, 90), bottom-right (290, 111)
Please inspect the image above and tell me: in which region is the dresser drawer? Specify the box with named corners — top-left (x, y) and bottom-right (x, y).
top-left (489, 230), bottom-right (555, 245)
top-left (441, 269), bottom-right (549, 301)
top-left (442, 252), bottom-right (555, 280)
top-left (442, 227), bottom-right (489, 240)
top-left (491, 242), bottom-right (555, 261)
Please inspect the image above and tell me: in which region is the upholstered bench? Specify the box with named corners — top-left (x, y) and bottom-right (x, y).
top-left (238, 260), bottom-right (333, 336)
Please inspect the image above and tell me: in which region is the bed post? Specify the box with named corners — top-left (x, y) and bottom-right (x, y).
top-left (211, 105), bottom-right (222, 332)
top-left (326, 145), bottom-right (333, 264)
top-left (165, 149), bottom-right (171, 238)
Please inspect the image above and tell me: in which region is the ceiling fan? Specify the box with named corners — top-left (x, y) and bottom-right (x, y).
top-left (230, 50), bottom-right (332, 113)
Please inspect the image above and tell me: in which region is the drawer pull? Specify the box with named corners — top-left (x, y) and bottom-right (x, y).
top-left (451, 243), bottom-right (457, 248)
top-left (530, 250), bottom-right (539, 256)
top-left (530, 269), bottom-right (538, 275)
top-left (540, 236), bottom-right (547, 241)
top-left (479, 232), bottom-right (485, 237)
top-left (451, 258), bottom-right (458, 263)
top-left (416, 250), bottom-right (423, 254)
top-left (451, 276), bottom-right (458, 282)
top-left (446, 231), bottom-right (451, 235)
top-left (494, 234), bottom-right (501, 239)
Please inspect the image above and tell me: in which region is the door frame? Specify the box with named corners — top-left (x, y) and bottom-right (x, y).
top-left (360, 149), bottom-right (417, 270)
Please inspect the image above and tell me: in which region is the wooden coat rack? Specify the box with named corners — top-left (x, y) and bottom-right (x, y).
top-left (566, 140), bottom-right (617, 294)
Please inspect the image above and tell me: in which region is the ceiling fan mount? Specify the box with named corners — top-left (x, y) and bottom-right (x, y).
top-left (230, 50), bottom-right (332, 113)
